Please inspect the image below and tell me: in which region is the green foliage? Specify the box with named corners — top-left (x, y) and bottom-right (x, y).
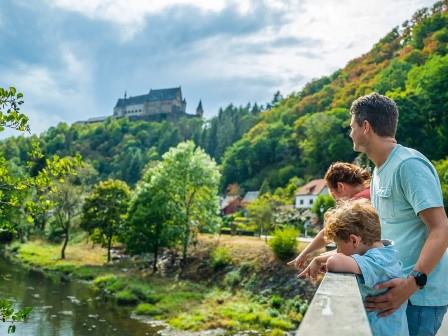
top-left (122, 172), bottom-right (178, 271)
top-left (268, 227), bottom-right (298, 260)
top-left (374, 60), bottom-right (412, 94)
top-left (0, 87), bottom-right (29, 132)
top-left (144, 141), bottom-right (221, 263)
top-left (223, 270), bottom-right (242, 288)
top-left (246, 194), bottom-right (287, 236)
top-left (134, 303), bottom-right (163, 316)
top-left (296, 109), bottom-right (354, 176)
top-left (116, 290), bottom-right (139, 305)
top-left (210, 246), bottom-right (233, 270)
top-left (81, 179), bottom-right (131, 262)
top-left (310, 195), bottom-right (336, 224)
top-left (270, 295), bottom-right (283, 309)
top-left (0, 299), bottom-right (32, 334)
top-left (434, 157), bottom-right (448, 213)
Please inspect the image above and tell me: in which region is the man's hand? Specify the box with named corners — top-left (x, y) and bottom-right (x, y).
top-left (365, 277), bottom-right (418, 317)
top-left (288, 251), bottom-right (309, 270)
top-left (298, 257), bottom-right (326, 280)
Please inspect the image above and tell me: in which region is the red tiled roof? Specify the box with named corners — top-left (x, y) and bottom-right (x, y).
top-left (296, 179), bottom-right (327, 196)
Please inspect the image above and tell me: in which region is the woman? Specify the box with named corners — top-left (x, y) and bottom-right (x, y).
top-left (288, 162), bottom-right (371, 269)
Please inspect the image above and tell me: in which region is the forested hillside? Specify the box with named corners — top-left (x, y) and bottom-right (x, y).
top-left (0, 103), bottom-right (261, 186)
top-left (221, 1), bottom-right (448, 190)
top-left (1, 1), bottom-right (447, 194)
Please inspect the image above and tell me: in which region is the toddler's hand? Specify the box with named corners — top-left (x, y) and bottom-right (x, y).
top-left (287, 252), bottom-right (309, 270)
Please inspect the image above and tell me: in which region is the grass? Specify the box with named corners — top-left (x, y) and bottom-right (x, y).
top-left (17, 239), bottom-right (106, 270)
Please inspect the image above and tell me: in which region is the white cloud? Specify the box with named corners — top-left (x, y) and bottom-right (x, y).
top-left (48, 0), bottom-right (261, 39)
top-left (0, 45), bottom-right (98, 136)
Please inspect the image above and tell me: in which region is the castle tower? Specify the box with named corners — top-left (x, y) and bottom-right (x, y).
top-left (196, 100), bottom-right (204, 117)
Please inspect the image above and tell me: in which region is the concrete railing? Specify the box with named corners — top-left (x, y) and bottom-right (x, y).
top-left (297, 272), bottom-right (372, 336)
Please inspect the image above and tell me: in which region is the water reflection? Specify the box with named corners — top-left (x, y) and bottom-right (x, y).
top-left (0, 257), bottom-right (161, 336)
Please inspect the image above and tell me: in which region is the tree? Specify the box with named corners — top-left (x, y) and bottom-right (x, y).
top-left (81, 179), bottom-right (131, 262)
top-left (0, 86), bottom-right (39, 332)
top-left (311, 195), bottom-right (336, 225)
top-left (246, 193), bottom-right (287, 238)
top-left (123, 177), bottom-right (178, 272)
top-left (149, 141), bottom-right (221, 264)
top-left (434, 157), bottom-right (448, 214)
top-left (50, 180), bottom-right (82, 260)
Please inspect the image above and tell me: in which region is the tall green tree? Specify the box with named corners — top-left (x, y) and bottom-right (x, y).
top-left (81, 179), bottom-right (131, 262)
top-left (123, 177), bottom-right (178, 272)
top-left (150, 141), bottom-right (221, 264)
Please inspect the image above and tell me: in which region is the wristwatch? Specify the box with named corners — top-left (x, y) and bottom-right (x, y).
top-left (409, 270), bottom-right (427, 289)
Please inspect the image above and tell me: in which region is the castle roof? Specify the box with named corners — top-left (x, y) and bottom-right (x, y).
top-left (115, 87), bottom-right (182, 108)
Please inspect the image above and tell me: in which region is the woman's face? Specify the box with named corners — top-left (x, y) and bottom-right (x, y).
top-left (329, 182), bottom-right (356, 200)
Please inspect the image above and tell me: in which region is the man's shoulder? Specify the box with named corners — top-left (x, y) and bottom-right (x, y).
top-left (385, 145), bottom-right (434, 176)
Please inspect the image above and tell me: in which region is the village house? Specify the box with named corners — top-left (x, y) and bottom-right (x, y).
top-left (220, 195), bottom-right (242, 215)
top-left (294, 179), bottom-right (328, 209)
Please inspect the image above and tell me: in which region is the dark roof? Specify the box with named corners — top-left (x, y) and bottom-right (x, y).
top-left (115, 87), bottom-right (181, 108)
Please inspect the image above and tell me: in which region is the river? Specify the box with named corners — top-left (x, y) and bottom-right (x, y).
top-left (0, 256), bottom-right (161, 336)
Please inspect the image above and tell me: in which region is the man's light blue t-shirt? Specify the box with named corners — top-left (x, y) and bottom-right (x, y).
top-left (371, 144), bottom-right (448, 306)
top-left (352, 241), bottom-right (409, 336)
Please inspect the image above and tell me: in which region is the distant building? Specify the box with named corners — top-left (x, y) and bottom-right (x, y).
top-left (196, 100), bottom-right (204, 118)
top-left (76, 86), bottom-right (202, 124)
top-left (220, 195), bottom-right (242, 215)
top-left (295, 179), bottom-right (328, 209)
top-left (242, 191), bottom-right (260, 206)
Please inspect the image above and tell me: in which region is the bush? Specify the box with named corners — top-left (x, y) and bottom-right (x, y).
top-left (116, 289), bottom-right (139, 305)
top-left (210, 246), bottom-right (232, 270)
top-left (135, 303), bottom-right (163, 316)
top-left (270, 295), bottom-right (282, 309)
top-left (268, 227), bottom-right (298, 260)
top-left (224, 270), bottom-right (242, 288)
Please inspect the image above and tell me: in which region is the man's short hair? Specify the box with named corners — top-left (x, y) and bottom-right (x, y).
top-left (324, 200), bottom-right (381, 245)
top-left (350, 92), bottom-right (399, 137)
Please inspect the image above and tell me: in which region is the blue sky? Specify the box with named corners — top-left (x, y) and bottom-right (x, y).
top-left (0, 0), bottom-right (437, 136)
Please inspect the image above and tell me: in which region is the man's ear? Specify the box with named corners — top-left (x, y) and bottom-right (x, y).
top-left (363, 120), bottom-right (371, 134)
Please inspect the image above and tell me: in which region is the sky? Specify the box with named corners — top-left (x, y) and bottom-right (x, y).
top-left (0, 0), bottom-right (438, 137)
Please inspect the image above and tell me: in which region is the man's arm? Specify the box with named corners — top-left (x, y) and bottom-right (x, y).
top-left (366, 207), bottom-right (448, 317)
top-left (413, 207), bottom-right (448, 274)
top-left (326, 253), bottom-right (361, 274)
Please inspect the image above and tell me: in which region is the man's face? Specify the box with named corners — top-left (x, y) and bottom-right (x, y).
top-left (349, 115), bottom-right (367, 152)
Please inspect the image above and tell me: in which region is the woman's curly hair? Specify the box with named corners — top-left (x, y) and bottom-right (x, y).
top-left (324, 162), bottom-right (370, 189)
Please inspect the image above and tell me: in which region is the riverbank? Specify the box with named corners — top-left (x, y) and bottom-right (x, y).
top-left (6, 234), bottom-right (316, 335)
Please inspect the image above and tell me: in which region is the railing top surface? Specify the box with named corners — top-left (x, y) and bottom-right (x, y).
top-left (297, 272), bottom-right (372, 336)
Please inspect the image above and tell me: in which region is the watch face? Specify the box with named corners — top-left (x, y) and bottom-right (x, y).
top-left (414, 272), bottom-right (427, 288)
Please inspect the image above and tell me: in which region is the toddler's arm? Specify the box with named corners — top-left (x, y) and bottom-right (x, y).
top-left (288, 229), bottom-right (327, 269)
top-left (326, 253), bottom-right (361, 274)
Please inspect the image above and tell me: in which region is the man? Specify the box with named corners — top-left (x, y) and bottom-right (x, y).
top-left (349, 92), bottom-right (448, 336)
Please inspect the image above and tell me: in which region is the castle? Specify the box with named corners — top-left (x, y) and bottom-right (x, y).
top-left (78, 87), bottom-right (203, 124)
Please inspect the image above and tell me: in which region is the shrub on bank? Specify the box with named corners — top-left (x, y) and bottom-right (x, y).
top-left (268, 227), bottom-right (298, 260)
top-left (116, 289), bottom-right (139, 305)
top-left (135, 303), bottom-right (163, 316)
top-left (210, 246), bottom-right (233, 270)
